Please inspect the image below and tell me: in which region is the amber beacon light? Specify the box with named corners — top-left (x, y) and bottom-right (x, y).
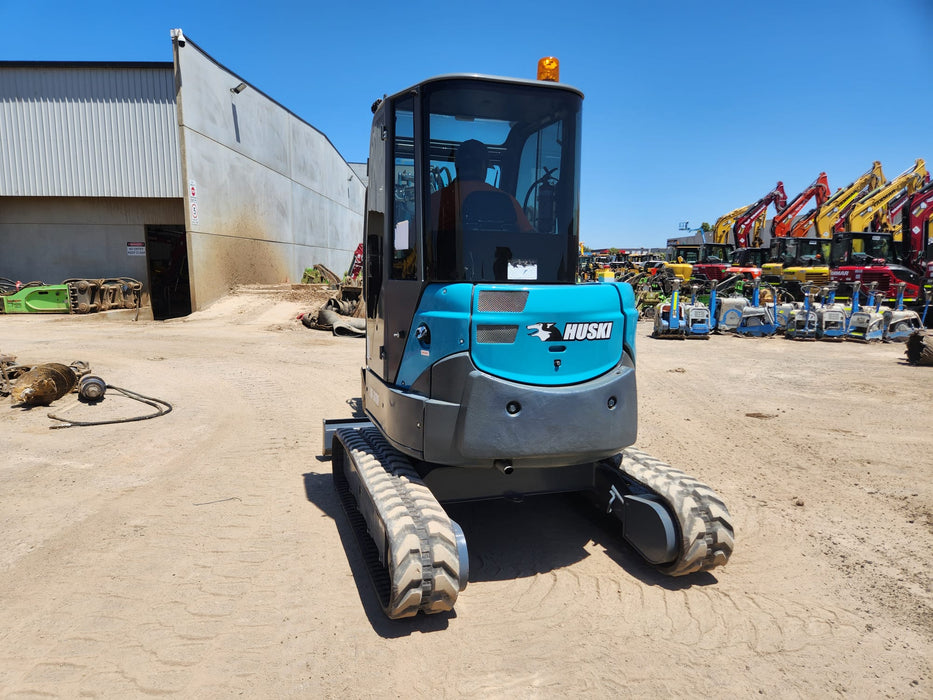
top-left (537, 56), bottom-right (560, 82)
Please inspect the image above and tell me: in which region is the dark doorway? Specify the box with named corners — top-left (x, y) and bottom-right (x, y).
top-left (144, 225), bottom-right (190, 320)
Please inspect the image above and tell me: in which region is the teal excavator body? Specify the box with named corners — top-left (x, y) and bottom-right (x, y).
top-left (324, 71), bottom-right (733, 619)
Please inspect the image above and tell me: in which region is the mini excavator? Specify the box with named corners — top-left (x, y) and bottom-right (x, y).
top-left (323, 60), bottom-right (734, 619)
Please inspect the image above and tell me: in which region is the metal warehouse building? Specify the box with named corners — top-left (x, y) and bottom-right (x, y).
top-left (0, 29), bottom-right (365, 318)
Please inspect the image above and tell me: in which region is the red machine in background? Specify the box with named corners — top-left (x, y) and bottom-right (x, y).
top-left (665, 235), bottom-right (734, 281)
top-left (733, 182), bottom-right (788, 248)
top-left (347, 243), bottom-right (364, 282)
top-left (902, 179), bottom-right (933, 279)
top-left (772, 172), bottom-right (831, 239)
top-left (825, 161), bottom-right (929, 305)
top-left (829, 230), bottom-right (923, 303)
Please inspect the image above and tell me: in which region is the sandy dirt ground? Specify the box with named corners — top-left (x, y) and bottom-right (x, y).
top-left (0, 284), bottom-right (930, 698)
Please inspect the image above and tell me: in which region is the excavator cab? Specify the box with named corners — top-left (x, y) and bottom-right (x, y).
top-left (365, 76), bottom-right (582, 384)
top-left (765, 238), bottom-right (831, 295)
top-left (376, 78), bottom-right (578, 267)
top-left (829, 231), bottom-right (922, 302)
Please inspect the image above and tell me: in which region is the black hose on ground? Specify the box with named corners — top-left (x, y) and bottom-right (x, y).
top-left (47, 385), bottom-right (173, 429)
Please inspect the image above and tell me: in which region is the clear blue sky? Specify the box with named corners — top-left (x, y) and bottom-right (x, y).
top-left (2, 0), bottom-right (931, 250)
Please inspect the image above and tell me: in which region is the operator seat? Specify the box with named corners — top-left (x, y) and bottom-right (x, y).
top-left (461, 191), bottom-right (519, 232)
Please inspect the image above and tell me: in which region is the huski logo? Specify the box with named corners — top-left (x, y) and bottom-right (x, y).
top-left (526, 322), bottom-right (562, 341)
top-left (527, 321), bottom-right (614, 341)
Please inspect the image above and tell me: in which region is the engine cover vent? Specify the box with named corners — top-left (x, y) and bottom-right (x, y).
top-left (476, 325), bottom-right (518, 344)
top-left (477, 290), bottom-right (528, 312)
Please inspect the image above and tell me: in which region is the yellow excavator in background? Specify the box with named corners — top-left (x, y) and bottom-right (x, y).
top-left (813, 161), bottom-right (886, 238)
top-left (842, 159), bottom-right (928, 236)
top-left (712, 205), bottom-right (751, 245)
top-left (712, 182), bottom-right (789, 249)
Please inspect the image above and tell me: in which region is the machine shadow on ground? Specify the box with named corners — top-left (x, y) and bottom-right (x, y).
top-left (303, 460), bottom-right (719, 634)
top-left (445, 493), bottom-right (720, 590)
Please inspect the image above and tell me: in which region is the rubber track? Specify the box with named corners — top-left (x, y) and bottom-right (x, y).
top-left (333, 426), bottom-right (462, 619)
top-left (612, 447), bottom-right (734, 576)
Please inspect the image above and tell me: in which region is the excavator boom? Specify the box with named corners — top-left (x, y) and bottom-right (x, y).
top-left (844, 159), bottom-right (927, 233)
top-left (712, 205), bottom-right (750, 245)
top-left (789, 207), bottom-right (820, 237)
top-left (813, 161), bottom-right (885, 238)
top-left (772, 173), bottom-right (830, 238)
top-left (733, 181), bottom-right (788, 248)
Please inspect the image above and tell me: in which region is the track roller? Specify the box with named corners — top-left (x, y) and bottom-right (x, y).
top-left (331, 426), bottom-right (468, 619)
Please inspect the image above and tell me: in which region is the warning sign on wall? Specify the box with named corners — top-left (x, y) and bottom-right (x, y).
top-left (127, 242), bottom-right (146, 256)
top-left (188, 179), bottom-right (200, 226)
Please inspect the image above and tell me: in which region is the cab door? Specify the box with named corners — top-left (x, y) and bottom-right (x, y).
top-left (366, 94), bottom-right (423, 385)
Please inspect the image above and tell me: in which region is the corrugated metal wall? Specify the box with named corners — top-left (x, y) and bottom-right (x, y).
top-left (0, 63), bottom-right (181, 197)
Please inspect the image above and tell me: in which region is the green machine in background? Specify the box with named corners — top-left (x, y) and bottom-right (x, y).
top-left (1, 284), bottom-right (71, 314)
top-left (1, 278), bottom-right (143, 314)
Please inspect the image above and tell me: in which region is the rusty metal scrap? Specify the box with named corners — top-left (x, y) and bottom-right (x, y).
top-left (0, 354), bottom-right (19, 396)
top-left (906, 330), bottom-right (933, 366)
top-left (10, 363), bottom-right (78, 406)
top-left (64, 277), bottom-right (142, 314)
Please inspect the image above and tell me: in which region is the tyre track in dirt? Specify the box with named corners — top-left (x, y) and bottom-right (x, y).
top-left (0, 295), bottom-right (930, 698)
top-left (0, 312), bottom-right (357, 695)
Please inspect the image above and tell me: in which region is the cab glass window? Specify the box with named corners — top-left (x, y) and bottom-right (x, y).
top-left (421, 80), bottom-right (581, 283)
top-left (391, 97), bottom-right (417, 280)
